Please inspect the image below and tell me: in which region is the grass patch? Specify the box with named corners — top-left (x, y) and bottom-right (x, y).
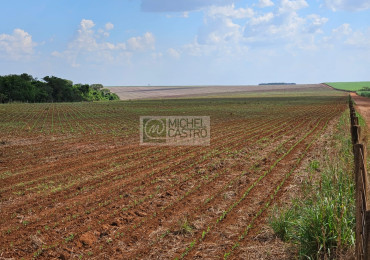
top-left (356, 87), bottom-right (370, 98)
top-left (269, 111), bottom-right (355, 259)
top-left (325, 82), bottom-right (370, 92)
top-left (357, 91), bottom-right (370, 98)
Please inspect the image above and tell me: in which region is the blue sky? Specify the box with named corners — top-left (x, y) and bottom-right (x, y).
top-left (0, 0), bottom-right (370, 86)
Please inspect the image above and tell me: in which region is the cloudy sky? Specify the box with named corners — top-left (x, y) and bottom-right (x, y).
top-left (0, 0), bottom-right (369, 86)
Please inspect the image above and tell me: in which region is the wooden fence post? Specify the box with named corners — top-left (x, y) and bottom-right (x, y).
top-left (352, 125), bottom-right (361, 144)
top-left (355, 144), bottom-right (368, 259)
top-left (355, 117), bottom-right (359, 126)
top-left (355, 143), bottom-right (364, 259)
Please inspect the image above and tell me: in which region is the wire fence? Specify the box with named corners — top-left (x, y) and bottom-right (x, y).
top-left (349, 96), bottom-right (370, 260)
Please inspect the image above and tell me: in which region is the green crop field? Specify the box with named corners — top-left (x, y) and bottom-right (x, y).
top-left (325, 81), bottom-right (370, 91)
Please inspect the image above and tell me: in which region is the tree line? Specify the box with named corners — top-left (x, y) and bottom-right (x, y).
top-left (0, 73), bottom-right (119, 103)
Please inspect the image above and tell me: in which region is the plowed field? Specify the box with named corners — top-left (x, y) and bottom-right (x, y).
top-left (0, 89), bottom-right (347, 259)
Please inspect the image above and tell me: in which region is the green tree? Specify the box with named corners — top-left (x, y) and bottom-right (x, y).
top-left (0, 74), bottom-right (120, 103)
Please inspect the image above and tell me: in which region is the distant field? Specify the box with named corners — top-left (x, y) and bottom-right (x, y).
top-left (325, 82), bottom-right (370, 91)
top-left (107, 84), bottom-right (328, 100)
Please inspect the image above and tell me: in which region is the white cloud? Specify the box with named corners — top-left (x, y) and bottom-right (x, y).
top-left (73, 19), bottom-right (99, 52)
top-left (198, 16), bottom-right (242, 45)
top-left (271, 13), bottom-right (306, 36)
top-left (196, 4), bottom-right (252, 47)
top-left (250, 12), bottom-right (274, 25)
top-left (126, 32), bottom-right (155, 51)
top-left (188, 0), bottom-right (327, 52)
top-left (207, 4), bottom-right (254, 19)
top-left (179, 0), bottom-right (327, 58)
top-left (241, 0), bottom-right (329, 51)
top-left (165, 12), bottom-right (190, 18)
top-left (258, 0), bottom-right (274, 8)
top-left (305, 14), bottom-right (329, 33)
top-left (278, 0), bottom-right (308, 13)
top-left (53, 19), bottom-right (155, 67)
top-left (183, 40), bottom-right (221, 57)
top-left (152, 52), bottom-right (163, 59)
top-left (332, 23), bottom-right (352, 35)
top-left (0, 29), bottom-right (36, 60)
top-left (105, 22), bottom-right (114, 31)
top-left (346, 30), bottom-right (370, 48)
top-left (328, 24), bottom-right (370, 49)
top-left (98, 23), bottom-right (114, 37)
top-left (80, 19), bottom-right (95, 30)
top-left (182, 13), bottom-right (250, 60)
top-left (167, 48), bottom-right (181, 59)
top-left (324, 0), bottom-right (370, 11)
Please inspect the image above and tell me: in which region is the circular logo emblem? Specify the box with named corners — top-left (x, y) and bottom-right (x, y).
top-left (144, 119), bottom-right (166, 140)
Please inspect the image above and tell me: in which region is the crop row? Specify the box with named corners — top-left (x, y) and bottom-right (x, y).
top-left (223, 117), bottom-right (332, 259)
top-left (175, 110), bottom-right (339, 259)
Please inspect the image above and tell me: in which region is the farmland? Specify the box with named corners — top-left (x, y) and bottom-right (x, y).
top-left (0, 85), bottom-right (348, 259)
top-left (325, 81), bottom-right (370, 91)
top-left (107, 83), bottom-right (325, 100)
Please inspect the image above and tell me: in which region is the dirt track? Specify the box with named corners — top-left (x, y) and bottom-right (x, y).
top-left (351, 93), bottom-right (370, 129)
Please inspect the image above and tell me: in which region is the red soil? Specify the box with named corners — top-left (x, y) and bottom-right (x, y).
top-left (0, 96), bottom-right (347, 259)
top-left (351, 92), bottom-right (370, 130)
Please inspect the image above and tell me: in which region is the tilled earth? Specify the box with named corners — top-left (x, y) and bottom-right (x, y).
top-left (0, 92), bottom-right (347, 259)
